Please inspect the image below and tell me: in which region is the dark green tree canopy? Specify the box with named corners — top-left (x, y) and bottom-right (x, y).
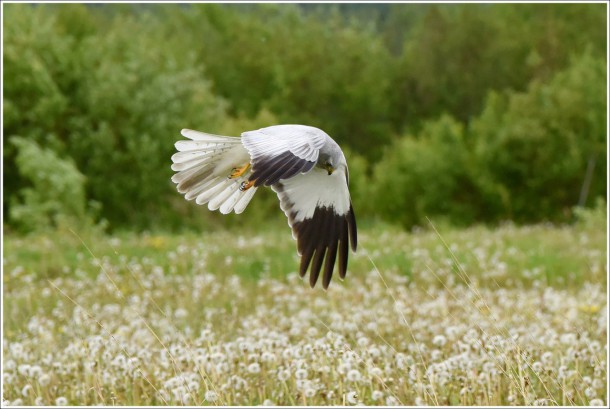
top-left (3, 3), bottom-right (607, 231)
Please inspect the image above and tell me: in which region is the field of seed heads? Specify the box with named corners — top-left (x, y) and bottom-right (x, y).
top-left (2, 221), bottom-right (608, 406)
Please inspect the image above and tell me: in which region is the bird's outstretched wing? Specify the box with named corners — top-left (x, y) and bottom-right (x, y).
top-left (272, 168), bottom-right (357, 289)
top-left (241, 125), bottom-right (326, 187)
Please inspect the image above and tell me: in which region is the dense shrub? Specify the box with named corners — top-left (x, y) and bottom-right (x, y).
top-left (370, 115), bottom-right (479, 228)
top-left (370, 52), bottom-right (606, 229)
top-left (471, 52), bottom-right (607, 223)
top-left (4, 5), bottom-right (228, 229)
top-left (9, 137), bottom-right (90, 232)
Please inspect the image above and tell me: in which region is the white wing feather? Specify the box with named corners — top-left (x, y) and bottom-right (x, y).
top-left (241, 125), bottom-right (327, 162)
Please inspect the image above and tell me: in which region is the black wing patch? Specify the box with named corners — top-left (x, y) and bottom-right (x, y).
top-left (249, 151), bottom-right (316, 187)
top-left (290, 204), bottom-right (357, 289)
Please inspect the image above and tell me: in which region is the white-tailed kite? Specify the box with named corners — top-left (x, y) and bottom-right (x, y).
top-left (171, 125), bottom-right (357, 289)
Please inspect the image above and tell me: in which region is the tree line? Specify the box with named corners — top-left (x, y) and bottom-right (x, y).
top-left (3, 3), bottom-right (606, 232)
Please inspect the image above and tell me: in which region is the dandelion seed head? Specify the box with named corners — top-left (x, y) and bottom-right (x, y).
top-left (371, 390), bottom-right (383, 401)
top-left (204, 390), bottom-right (218, 402)
top-left (28, 365), bottom-right (43, 378)
top-left (432, 335), bottom-right (447, 347)
top-left (346, 391), bottom-right (358, 404)
top-left (295, 368), bottom-right (308, 379)
top-left (277, 369), bottom-right (290, 381)
top-left (541, 351), bottom-right (553, 364)
top-left (592, 378), bottom-right (603, 389)
top-left (21, 385), bottom-right (33, 397)
top-left (247, 362), bottom-right (261, 374)
top-left (261, 352), bottom-right (276, 363)
top-left (55, 397), bottom-right (68, 406)
top-left (369, 367), bottom-right (383, 378)
top-left (17, 364), bottom-right (31, 376)
top-left (347, 369), bottom-right (361, 382)
top-left (386, 395), bottom-right (400, 405)
top-left (3, 373), bottom-right (14, 385)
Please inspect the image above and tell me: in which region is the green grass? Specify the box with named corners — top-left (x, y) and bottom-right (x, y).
top-left (2, 212), bottom-right (607, 406)
top-left (3, 215), bottom-right (606, 287)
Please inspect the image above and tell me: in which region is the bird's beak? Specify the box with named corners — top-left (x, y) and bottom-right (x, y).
top-left (326, 165), bottom-right (334, 175)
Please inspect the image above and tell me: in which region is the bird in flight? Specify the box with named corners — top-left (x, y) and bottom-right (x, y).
top-left (171, 125), bottom-right (357, 289)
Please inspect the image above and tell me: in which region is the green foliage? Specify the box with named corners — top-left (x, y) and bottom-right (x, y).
top-left (4, 4), bottom-right (229, 230)
top-left (371, 115), bottom-right (478, 228)
top-left (8, 137), bottom-right (90, 232)
top-left (371, 51), bottom-right (606, 229)
top-left (2, 3), bottom-right (607, 232)
top-left (573, 198), bottom-right (607, 230)
top-left (342, 149), bottom-right (370, 220)
top-left (389, 3), bottom-right (607, 129)
top-left (171, 4), bottom-right (395, 158)
top-left (472, 52), bottom-right (607, 223)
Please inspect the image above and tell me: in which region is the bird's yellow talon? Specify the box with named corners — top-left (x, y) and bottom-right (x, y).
top-left (229, 163), bottom-right (251, 179)
top-left (239, 180), bottom-right (255, 191)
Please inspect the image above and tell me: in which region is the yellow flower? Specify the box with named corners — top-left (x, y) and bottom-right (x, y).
top-left (579, 304), bottom-right (601, 314)
top-left (147, 236), bottom-right (166, 249)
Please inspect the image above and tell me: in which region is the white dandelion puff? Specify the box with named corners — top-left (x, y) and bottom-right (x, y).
top-left (277, 369), bottom-right (290, 382)
top-left (357, 337), bottom-right (369, 347)
top-left (541, 351), bottom-right (553, 364)
top-left (28, 365), bottom-right (43, 378)
top-left (295, 368), bottom-right (308, 380)
top-left (432, 335), bottom-right (447, 347)
top-left (204, 390), bottom-right (218, 402)
top-left (17, 364), bottom-right (31, 376)
top-left (346, 391), bottom-right (358, 404)
top-left (347, 369), bottom-right (361, 382)
top-left (370, 367), bottom-right (383, 378)
top-left (21, 385), bottom-right (33, 397)
top-left (55, 397), bottom-right (68, 406)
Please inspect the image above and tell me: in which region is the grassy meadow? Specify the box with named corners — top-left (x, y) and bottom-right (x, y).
top-left (2, 209), bottom-right (608, 406)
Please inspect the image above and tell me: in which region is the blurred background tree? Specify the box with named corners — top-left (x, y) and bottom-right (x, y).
top-left (2, 3), bottom-right (607, 232)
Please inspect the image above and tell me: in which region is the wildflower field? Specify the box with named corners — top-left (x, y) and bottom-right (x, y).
top-left (2, 211), bottom-right (607, 406)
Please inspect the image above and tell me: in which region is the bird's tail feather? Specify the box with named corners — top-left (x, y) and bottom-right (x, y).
top-left (171, 129), bottom-right (258, 214)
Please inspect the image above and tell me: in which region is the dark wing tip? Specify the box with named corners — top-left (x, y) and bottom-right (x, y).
top-left (338, 217), bottom-right (348, 279)
top-left (291, 205), bottom-right (353, 289)
top-left (348, 203), bottom-right (357, 252)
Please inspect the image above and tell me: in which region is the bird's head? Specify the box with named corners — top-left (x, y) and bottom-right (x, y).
top-left (318, 140), bottom-right (347, 176)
